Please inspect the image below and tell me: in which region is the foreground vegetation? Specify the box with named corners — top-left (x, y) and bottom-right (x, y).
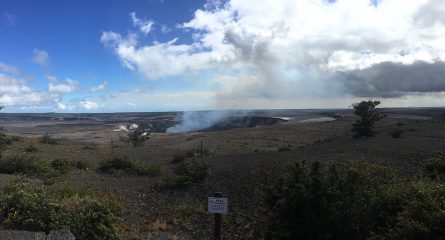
top-left (265, 157), bottom-right (445, 240)
top-left (0, 180), bottom-right (122, 240)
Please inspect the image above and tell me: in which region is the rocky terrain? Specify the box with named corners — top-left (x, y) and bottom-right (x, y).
top-left (0, 108), bottom-right (444, 239)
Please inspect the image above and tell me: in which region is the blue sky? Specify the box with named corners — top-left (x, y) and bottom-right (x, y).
top-left (0, 0), bottom-right (444, 112)
top-left (0, 0), bottom-right (210, 112)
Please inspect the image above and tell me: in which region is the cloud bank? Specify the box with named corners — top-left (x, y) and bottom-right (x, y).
top-left (101, 0), bottom-right (445, 105)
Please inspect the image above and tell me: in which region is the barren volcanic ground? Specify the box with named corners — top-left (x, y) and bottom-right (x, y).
top-left (1, 108), bottom-right (445, 239)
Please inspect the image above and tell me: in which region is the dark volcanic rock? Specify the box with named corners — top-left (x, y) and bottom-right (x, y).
top-left (0, 229), bottom-right (75, 240)
top-left (46, 229), bottom-right (75, 240)
top-left (203, 116), bottom-right (288, 132)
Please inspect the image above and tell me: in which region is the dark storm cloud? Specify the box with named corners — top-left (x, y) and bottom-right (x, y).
top-left (339, 61), bottom-right (445, 97)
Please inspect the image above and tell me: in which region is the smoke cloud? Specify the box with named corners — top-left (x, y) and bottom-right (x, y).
top-left (166, 110), bottom-right (246, 133)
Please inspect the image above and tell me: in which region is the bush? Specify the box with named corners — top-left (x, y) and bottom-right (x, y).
top-left (76, 159), bottom-right (91, 170)
top-left (265, 160), bottom-right (445, 240)
top-left (136, 164), bottom-right (163, 177)
top-left (128, 129), bottom-right (149, 147)
top-left (9, 135), bottom-right (23, 142)
top-left (97, 157), bottom-right (163, 177)
top-left (40, 133), bottom-right (58, 145)
top-left (97, 157), bottom-right (134, 173)
top-left (0, 154), bottom-right (51, 177)
top-left (172, 152), bottom-right (186, 164)
top-left (0, 134), bottom-right (12, 146)
top-left (25, 145), bottom-right (38, 152)
top-left (0, 181), bottom-right (122, 240)
top-left (391, 128), bottom-right (404, 138)
top-left (351, 100), bottom-right (384, 138)
top-left (422, 154), bottom-right (445, 180)
top-left (173, 159), bottom-right (209, 185)
top-left (51, 159), bottom-right (75, 174)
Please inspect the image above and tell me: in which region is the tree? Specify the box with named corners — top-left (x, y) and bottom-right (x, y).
top-left (127, 129), bottom-right (149, 147)
top-left (351, 100), bottom-right (384, 138)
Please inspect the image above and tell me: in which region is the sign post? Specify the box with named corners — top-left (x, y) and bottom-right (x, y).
top-left (208, 192), bottom-right (228, 240)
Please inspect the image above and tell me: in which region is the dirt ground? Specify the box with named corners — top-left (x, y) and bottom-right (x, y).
top-left (1, 108), bottom-right (445, 239)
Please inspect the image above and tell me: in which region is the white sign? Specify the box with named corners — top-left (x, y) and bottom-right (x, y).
top-left (208, 197), bottom-right (229, 214)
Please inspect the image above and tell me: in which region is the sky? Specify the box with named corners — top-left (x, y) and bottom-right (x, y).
top-left (0, 0), bottom-right (445, 112)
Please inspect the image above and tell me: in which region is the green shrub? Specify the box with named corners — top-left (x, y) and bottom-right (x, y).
top-left (171, 152), bottom-right (186, 164)
top-left (173, 159), bottom-right (209, 184)
top-left (136, 164), bottom-right (163, 177)
top-left (127, 129), bottom-right (149, 147)
top-left (2, 137), bottom-right (12, 145)
top-left (98, 157), bottom-right (162, 177)
top-left (24, 145), bottom-right (38, 152)
top-left (0, 154), bottom-right (51, 177)
top-left (97, 157), bottom-right (134, 174)
top-left (76, 159), bottom-right (90, 170)
top-left (40, 133), bottom-right (58, 145)
top-left (9, 135), bottom-right (23, 142)
top-left (265, 160), bottom-right (445, 240)
top-left (391, 128), bottom-right (404, 138)
top-left (0, 181), bottom-right (122, 240)
top-left (422, 154), bottom-right (445, 180)
top-left (51, 159), bottom-right (75, 174)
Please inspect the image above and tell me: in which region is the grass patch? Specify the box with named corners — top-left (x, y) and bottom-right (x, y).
top-left (0, 180), bottom-right (122, 240)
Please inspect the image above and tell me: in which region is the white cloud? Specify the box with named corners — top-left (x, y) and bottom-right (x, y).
top-left (101, 0), bottom-right (445, 104)
top-left (91, 81), bottom-right (108, 92)
top-left (130, 12), bottom-right (154, 35)
top-left (0, 62), bottom-right (49, 107)
top-left (32, 49), bottom-right (50, 66)
top-left (0, 62), bottom-right (24, 77)
top-left (80, 101), bottom-right (99, 110)
top-left (48, 78), bottom-right (79, 93)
